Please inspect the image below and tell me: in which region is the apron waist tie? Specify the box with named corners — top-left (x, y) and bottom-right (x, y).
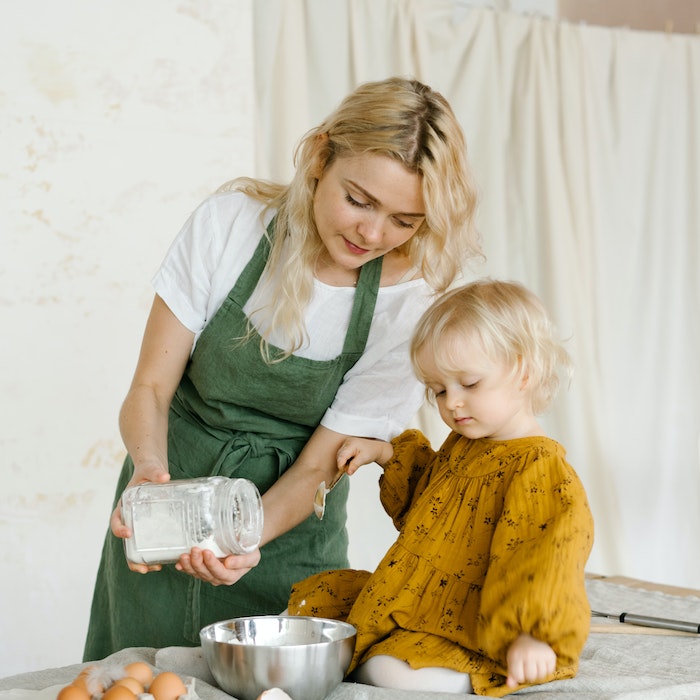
top-left (180, 433), bottom-right (299, 641)
top-left (184, 578), bottom-right (202, 643)
top-left (211, 437), bottom-right (253, 477)
top-left (209, 432), bottom-right (298, 479)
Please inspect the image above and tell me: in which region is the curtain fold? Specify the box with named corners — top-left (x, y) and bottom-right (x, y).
top-left (252, 0), bottom-right (700, 587)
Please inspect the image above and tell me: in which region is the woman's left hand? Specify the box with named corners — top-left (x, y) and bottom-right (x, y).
top-left (175, 547), bottom-right (262, 586)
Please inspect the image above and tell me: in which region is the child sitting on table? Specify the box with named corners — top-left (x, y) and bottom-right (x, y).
top-left (287, 279), bottom-right (594, 697)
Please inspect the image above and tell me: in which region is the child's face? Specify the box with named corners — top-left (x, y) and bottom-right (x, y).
top-left (418, 338), bottom-right (541, 441)
top-left (312, 153), bottom-right (425, 276)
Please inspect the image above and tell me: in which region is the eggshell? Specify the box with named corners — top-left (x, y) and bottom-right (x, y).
top-left (257, 690), bottom-right (293, 700)
top-left (123, 662), bottom-right (154, 689)
top-left (113, 678), bottom-right (144, 695)
top-left (56, 685), bottom-right (90, 700)
top-left (102, 685), bottom-right (137, 700)
top-left (149, 672), bottom-right (187, 700)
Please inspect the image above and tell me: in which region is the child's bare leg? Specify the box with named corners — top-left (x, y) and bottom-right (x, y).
top-left (351, 655), bottom-right (473, 693)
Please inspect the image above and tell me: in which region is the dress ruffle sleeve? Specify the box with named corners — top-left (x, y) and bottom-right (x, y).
top-left (380, 429), bottom-right (439, 530)
top-left (475, 446), bottom-right (594, 677)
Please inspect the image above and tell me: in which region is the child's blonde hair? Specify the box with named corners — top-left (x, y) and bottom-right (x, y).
top-left (411, 279), bottom-right (573, 414)
top-left (219, 76), bottom-right (482, 361)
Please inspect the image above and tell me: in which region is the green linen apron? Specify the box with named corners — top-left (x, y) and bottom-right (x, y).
top-left (83, 224), bottom-right (382, 660)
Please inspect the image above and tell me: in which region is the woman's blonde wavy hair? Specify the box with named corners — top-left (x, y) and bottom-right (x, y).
top-left (411, 279), bottom-right (573, 415)
top-left (219, 76), bottom-right (482, 361)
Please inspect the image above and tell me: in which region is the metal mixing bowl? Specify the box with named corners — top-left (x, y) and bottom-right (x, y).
top-left (200, 615), bottom-right (357, 700)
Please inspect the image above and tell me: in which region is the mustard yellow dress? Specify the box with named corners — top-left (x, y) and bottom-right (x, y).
top-left (288, 429), bottom-right (594, 697)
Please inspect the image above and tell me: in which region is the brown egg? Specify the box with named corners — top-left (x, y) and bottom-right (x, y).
top-left (102, 685), bottom-right (137, 700)
top-left (70, 677), bottom-right (91, 693)
top-left (149, 672), bottom-right (187, 700)
top-left (123, 661), bottom-right (154, 689)
top-left (56, 685), bottom-right (91, 700)
top-left (73, 666), bottom-right (104, 695)
top-left (113, 678), bottom-right (144, 695)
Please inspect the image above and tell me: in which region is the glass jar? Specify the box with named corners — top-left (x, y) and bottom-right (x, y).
top-left (121, 476), bottom-right (264, 565)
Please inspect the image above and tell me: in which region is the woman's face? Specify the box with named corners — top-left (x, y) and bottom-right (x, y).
top-left (313, 153), bottom-right (425, 274)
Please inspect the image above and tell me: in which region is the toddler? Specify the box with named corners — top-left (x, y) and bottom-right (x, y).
top-left (288, 279), bottom-right (594, 696)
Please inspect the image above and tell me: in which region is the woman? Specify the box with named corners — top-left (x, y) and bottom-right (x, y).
top-left (83, 76), bottom-right (482, 660)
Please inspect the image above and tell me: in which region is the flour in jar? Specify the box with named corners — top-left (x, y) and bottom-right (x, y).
top-left (121, 476), bottom-right (263, 566)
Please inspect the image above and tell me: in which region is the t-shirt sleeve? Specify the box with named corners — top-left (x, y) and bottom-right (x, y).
top-left (151, 197), bottom-right (223, 333)
top-left (320, 284), bottom-right (435, 441)
top-left (151, 192), bottom-right (267, 337)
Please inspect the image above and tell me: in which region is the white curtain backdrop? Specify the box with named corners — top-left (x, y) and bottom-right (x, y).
top-left (252, 1), bottom-right (700, 587)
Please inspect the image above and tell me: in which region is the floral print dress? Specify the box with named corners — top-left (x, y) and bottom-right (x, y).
top-left (288, 429), bottom-right (594, 697)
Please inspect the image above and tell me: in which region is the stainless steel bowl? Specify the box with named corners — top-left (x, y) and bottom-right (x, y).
top-left (200, 615), bottom-right (357, 700)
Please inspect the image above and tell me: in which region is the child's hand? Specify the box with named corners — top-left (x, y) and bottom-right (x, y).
top-left (337, 437), bottom-right (393, 473)
top-left (505, 634), bottom-right (556, 688)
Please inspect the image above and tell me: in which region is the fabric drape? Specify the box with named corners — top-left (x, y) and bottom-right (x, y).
top-left (252, 0), bottom-right (700, 587)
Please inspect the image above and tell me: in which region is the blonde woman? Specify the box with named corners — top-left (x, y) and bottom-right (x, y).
top-left (83, 77), bottom-right (481, 659)
top-left (288, 280), bottom-right (594, 696)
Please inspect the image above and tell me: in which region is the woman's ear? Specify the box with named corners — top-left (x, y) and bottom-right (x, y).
top-left (309, 133), bottom-right (330, 179)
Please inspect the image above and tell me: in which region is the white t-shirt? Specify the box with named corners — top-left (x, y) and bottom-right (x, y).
top-left (152, 191), bottom-right (435, 441)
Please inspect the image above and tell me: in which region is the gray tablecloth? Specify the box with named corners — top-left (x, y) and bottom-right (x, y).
top-left (3, 578), bottom-right (700, 699)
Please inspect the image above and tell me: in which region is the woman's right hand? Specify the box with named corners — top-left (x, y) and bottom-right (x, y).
top-left (110, 461), bottom-right (172, 573)
top-left (111, 294), bottom-right (194, 572)
top-left (110, 461), bottom-right (171, 538)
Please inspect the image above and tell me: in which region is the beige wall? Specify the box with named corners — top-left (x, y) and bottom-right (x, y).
top-left (559, 0), bottom-right (700, 34)
top-left (0, 0), bottom-right (254, 676)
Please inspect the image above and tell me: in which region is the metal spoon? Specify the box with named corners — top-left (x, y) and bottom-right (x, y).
top-left (313, 468), bottom-right (347, 520)
top-left (591, 610), bottom-right (700, 634)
